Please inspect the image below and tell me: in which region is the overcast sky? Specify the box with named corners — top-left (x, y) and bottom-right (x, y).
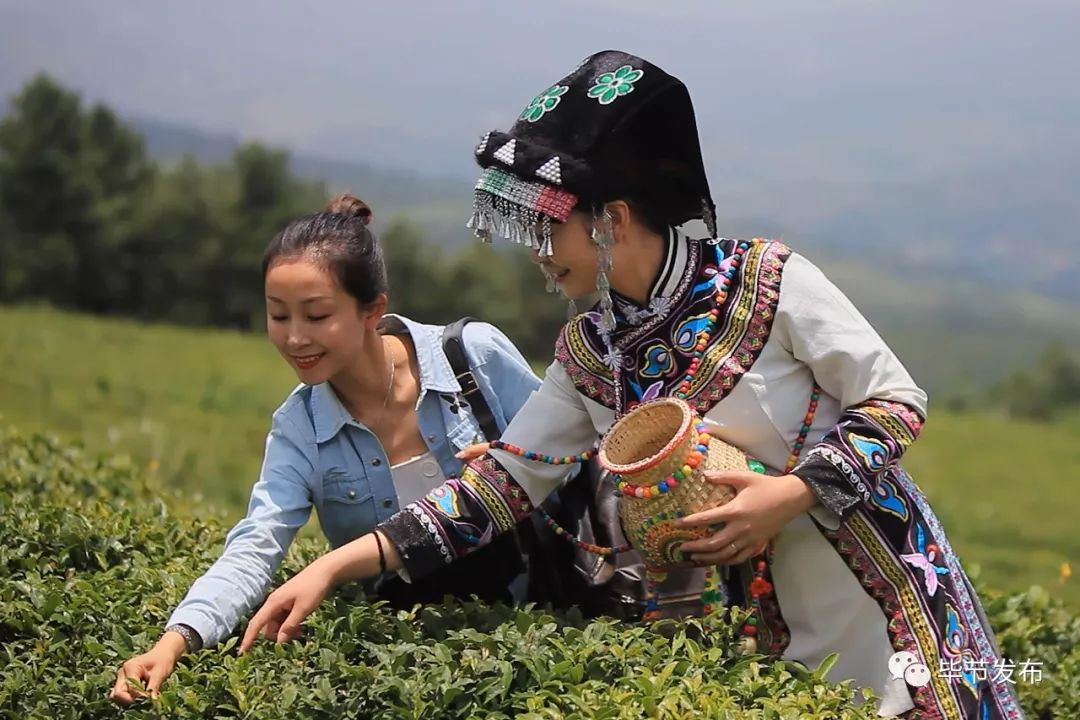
top-left (2, 0), bottom-right (1077, 186)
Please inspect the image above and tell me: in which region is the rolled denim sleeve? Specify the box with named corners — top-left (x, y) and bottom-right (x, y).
top-left (463, 321), bottom-right (543, 429)
top-left (166, 408), bottom-right (315, 648)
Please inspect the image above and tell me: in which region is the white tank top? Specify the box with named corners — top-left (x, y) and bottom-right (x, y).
top-left (390, 451), bottom-right (447, 507)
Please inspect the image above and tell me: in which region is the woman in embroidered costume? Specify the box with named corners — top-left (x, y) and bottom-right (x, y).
top-left (243, 53), bottom-right (1022, 719)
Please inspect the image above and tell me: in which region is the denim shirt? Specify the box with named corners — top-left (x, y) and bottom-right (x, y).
top-left (167, 315), bottom-right (541, 647)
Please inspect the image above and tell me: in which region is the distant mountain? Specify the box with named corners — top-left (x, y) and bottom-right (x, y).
top-left (134, 117), bottom-right (473, 243)
top-left (805, 251), bottom-right (1080, 396)
top-left (133, 115), bottom-right (1080, 307)
top-left (131, 116), bottom-right (1080, 394)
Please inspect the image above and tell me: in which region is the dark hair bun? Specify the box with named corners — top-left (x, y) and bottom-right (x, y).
top-left (326, 193), bottom-right (373, 225)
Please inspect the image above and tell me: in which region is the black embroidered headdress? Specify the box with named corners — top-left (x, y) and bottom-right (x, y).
top-left (467, 50), bottom-right (717, 251)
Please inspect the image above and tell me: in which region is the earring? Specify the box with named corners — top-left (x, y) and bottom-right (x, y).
top-left (542, 268), bottom-right (558, 294)
top-left (591, 207), bottom-right (617, 335)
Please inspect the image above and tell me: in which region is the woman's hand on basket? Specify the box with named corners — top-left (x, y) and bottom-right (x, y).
top-left (677, 468), bottom-right (816, 566)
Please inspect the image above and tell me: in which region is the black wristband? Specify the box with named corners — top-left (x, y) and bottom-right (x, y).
top-left (373, 531), bottom-right (387, 574)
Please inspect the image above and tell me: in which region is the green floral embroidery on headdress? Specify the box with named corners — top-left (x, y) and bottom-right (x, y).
top-left (520, 85), bottom-right (570, 123)
top-left (587, 65), bottom-right (645, 105)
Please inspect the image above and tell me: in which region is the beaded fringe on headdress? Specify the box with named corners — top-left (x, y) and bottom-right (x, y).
top-left (467, 167), bottom-right (578, 252)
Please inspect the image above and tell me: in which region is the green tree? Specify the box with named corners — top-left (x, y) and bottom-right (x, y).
top-left (78, 102), bottom-right (155, 312)
top-left (997, 343), bottom-right (1080, 420)
top-left (199, 143), bottom-right (325, 329)
top-left (122, 156), bottom-right (218, 321)
top-left (0, 72), bottom-right (570, 364)
top-left (0, 74), bottom-right (91, 304)
top-left (1038, 343), bottom-right (1080, 406)
top-left (382, 219), bottom-right (450, 323)
top-left (0, 202), bottom-right (21, 299)
top-left (436, 242), bottom-right (568, 364)
top-left (0, 76), bottom-right (155, 313)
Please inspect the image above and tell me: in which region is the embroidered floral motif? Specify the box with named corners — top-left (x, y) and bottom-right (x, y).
top-left (600, 347), bottom-right (624, 372)
top-left (648, 295), bottom-right (672, 317)
top-left (520, 85), bottom-right (569, 122)
top-left (587, 65), bottom-right (644, 105)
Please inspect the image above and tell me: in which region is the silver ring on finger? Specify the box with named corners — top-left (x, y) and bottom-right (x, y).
top-left (729, 542), bottom-right (739, 553)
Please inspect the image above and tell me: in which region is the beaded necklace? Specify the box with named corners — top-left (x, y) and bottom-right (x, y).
top-left (489, 239), bottom-right (822, 651)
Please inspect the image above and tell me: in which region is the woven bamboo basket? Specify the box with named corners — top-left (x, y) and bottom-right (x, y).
top-left (598, 397), bottom-right (749, 569)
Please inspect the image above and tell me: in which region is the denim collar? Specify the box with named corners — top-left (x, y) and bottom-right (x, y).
top-left (309, 314), bottom-right (462, 443)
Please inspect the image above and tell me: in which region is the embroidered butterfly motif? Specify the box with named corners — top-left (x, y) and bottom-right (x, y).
top-left (901, 523), bottom-right (949, 596)
top-left (714, 255), bottom-right (738, 293)
top-left (943, 603), bottom-right (981, 693)
top-left (695, 244), bottom-right (729, 293)
top-left (627, 378), bottom-right (665, 403)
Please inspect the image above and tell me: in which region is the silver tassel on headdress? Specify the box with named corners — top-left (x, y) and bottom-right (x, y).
top-left (467, 193), bottom-right (495, 242)
top-left (468, 191), bottom-right (549, 251)
top-left (591, 207), bottom-right (617, 335)
top-left (538, 215), bottom-right (554, 258)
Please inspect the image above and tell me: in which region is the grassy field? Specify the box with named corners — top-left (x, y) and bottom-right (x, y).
top-left (0, 305), bottom-right (296, 513)
top-left (1, 305), bottom-right (1076, 605)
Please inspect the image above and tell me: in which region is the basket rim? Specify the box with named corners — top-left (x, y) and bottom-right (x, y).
top-left (598, 397), bottom-right (696, 475)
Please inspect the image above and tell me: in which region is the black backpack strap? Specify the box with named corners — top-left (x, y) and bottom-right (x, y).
top-left (441, 317), bottom-right (501, 442)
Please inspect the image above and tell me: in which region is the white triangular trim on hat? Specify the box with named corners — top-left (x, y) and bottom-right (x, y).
top-left (493, 139), bottom-right (517, 166)
top-left (475, 132), bottom-right (491, 156)
top-left (535, 156), bottom-right (562, 185)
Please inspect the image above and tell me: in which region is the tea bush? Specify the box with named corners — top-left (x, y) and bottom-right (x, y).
top-left (1, 426), bottom-right (1076, 719)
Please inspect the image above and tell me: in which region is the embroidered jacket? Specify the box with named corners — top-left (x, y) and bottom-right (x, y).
top-left (380, 231), bottom-right (1023, 720)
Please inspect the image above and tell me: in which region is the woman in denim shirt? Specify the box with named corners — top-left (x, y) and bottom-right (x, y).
top-left (111, 194), bottom-right (540, 705)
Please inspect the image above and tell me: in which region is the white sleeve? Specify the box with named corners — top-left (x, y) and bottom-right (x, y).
top-left (490, 360), bottom-right (600, 506)
top-left (773, 252), bottom-right (927, 416)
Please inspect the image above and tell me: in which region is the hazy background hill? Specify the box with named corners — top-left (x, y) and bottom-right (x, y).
top-left (4, 0), bottom-right (1078, 304)
top-left (133, 116), bottom-right (470, 237)
top-left (123, 115), bottom-right (1080, 394)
